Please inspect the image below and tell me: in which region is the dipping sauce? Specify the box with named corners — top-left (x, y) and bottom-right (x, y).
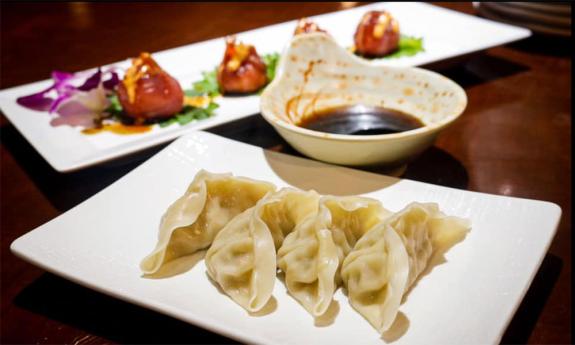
top-left (298, 105), bottom-right (424, 135)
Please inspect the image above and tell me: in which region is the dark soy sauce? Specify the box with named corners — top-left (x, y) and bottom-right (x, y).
top-left (299, 105), bottom-right (424, 135)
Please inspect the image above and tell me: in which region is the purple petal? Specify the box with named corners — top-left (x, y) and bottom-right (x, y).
top-left (51, 71), bottom-right (74, 83)
top-left (53, 80), bottom-right (77, 94)
top-left (53, 90), bottom-right (107, 129)
top-left (51, 100), bottom-right (98, 128)
top-left (77, 69), bottom-right (102, 91)
top-left (16, 85), bottom-right (55, 111)
top-left (103, 72), bottom-right (120, 90)
top-left (49, 93), bottom-right (74, 113)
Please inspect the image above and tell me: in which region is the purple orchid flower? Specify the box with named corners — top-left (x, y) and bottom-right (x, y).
top-left (51, 83), bottom-right (111, 128)
top-left (16, 67), bottom-right (121, 128)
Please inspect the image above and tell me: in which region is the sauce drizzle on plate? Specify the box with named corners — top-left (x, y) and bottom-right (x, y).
top-left (82, 123), bottom-right (152, 135)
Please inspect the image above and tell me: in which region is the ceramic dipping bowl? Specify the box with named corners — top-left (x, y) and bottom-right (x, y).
top-left (260, 33), bottom-right (467, 167)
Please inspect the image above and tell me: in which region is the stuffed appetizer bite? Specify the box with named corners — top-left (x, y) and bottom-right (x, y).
top-left (354, 10), bottom-right (400, 57)
top-left (117, 52), bottom-right (184, 120)
top-left (217, 36), bottom-right (268, 94)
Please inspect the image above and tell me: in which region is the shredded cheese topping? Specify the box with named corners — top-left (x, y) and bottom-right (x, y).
top-left (226, 43), bottom-right (251, 72)
top-left (123, 52), bottom-right (161, 104)
top-left (370, 12), bottom-right (399, 39)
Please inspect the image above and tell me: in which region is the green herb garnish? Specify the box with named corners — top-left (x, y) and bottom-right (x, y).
top-left (189, 69), bottom-right (221, 97)
top-left (105, 94), bottom-right (123, 116)
top-left (158, 102), bottom-right (219, 128)
top-left (384, 36), bottom-right (424, 59)
top-left (262, 52), bottom-right (281, 82)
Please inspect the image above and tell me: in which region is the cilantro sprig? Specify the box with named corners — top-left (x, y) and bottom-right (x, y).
top-left (158, 102), bottom-right (219, 128)
top-left (189, 69), bottom-right (221, 97)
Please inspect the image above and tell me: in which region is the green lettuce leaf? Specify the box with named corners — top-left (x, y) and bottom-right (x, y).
top-left (384, 36), bottom-right (424, 59)
top-left (262, 52), bottom-right (281, 82)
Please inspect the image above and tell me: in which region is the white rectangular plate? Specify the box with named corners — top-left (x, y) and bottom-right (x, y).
top-left (0, 2), bottom-right (530, 172)
top-left (11, 131), bottom-right (559, 345)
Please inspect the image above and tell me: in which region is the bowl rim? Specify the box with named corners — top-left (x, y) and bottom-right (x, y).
top-left (260, 35), bottom-right (468, 143)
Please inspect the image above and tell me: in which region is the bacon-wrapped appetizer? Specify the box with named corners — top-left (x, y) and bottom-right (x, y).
top-left (293, 18), bottom-right (327, 36)
top-left (217, 36), bottom-right (268, 94)
top-left (117, 52), bottom-right (184, 120)
top-left (354, 11), bottom-right (400, 57)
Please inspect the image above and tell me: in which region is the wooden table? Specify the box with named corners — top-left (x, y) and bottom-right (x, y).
top-left (1, 2), bottom-right (571, 344)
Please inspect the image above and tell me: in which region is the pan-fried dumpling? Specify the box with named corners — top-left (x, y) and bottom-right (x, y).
top-left (341, 202), bottom-right (470, 333)
top-left (140, 170), bottom-right (276, 275)
top-left (277, 195), bottom-right (389, 317)
top-left (205, 188), bottom-right (320, 312)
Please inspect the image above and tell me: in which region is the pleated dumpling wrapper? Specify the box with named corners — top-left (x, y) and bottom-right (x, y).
top-left (277, 195), bottom-right (391, 317)
top-left (322, 196), bottom-right (393, 284)
top-left (140, 170), bottom-right (276, 275)
top-left (205, 188), bottom-right (320, 312)
top-left (341, 202), bottom-right (470, 333)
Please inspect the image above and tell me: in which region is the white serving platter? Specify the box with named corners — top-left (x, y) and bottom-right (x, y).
top-left (0, 2), bottom-right (531, 172)
top-left (11, 131), bottom-right (560, 344)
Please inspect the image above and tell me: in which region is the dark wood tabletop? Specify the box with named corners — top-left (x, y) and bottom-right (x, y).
top-left (0, 2), bottom-right (571, 344)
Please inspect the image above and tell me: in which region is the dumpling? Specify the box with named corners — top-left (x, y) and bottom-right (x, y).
top-left (258, 188), bottom-right (321, 247)
top-left (388, 202), bottom-right (470, 288)
top-left (340, 220), bottom-right (410, 333)
top-left (341, 202), bottom-right (470, 333)
top-left (276, 209), bottom-right (338, 317)
top-left (321, 196), bottom-right (392, 284)
top-left (140, 170), bottom-right (276, 275)
top-left (277, 195), bottom-right (389, 317)
top-left (205, 207), bottom-right (276, 312)
top-left (205, 188), bottom-right (320, 312)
